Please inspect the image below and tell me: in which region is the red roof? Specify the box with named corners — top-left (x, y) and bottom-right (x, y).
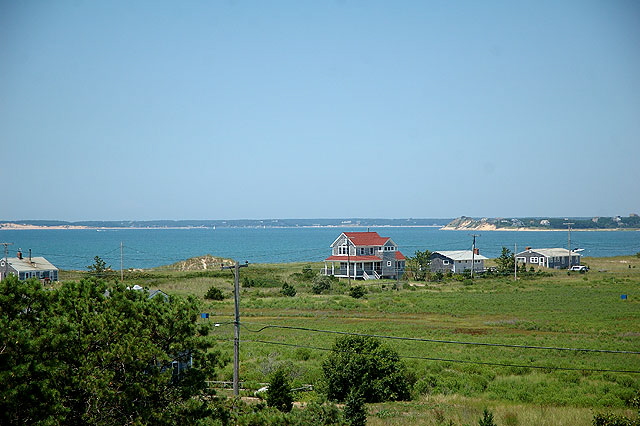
top-left (395, 251), bottom-right (406, 260)
top-left (343, 232), bottom-right (389, 246)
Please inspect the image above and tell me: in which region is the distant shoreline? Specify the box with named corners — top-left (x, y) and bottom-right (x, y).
top-left (1, 222), bottom-right (638, 232)
top-left (440, 226), bottom-right (640, 232)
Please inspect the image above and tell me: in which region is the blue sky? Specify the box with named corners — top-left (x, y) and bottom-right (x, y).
top-left (1, 1), bottom-right (639, 221)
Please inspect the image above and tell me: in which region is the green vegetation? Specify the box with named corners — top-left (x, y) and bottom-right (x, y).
top-left (43, 255), bottom-right (640, 425)
top-left (205, 285), bottom-right (225, 300)
top-left (0, 275), bottom-right (220, 426)
top-left (280, 282), bottom-right (297, 297)
top-left (322, 335), bottom-right (411, 403)
top-left (406, 249), bottom-right (432, 281)
top-left (495, 246), bottom-right (515, 273)
top-left (87, 254), bottom-right (112, 277)
top-left (266, 369), bottom-right (294, 412)
top-left (349, 284), bottom-right (367, 299)
top-left (478, 408), bottom-right (496, 426)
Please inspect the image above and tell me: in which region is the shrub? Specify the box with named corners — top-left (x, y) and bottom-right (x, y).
top-left (344, 390), bottom-right (367, 426)
top-left (243, 276), bottom-right (283, 288)
top-left (302, 264), bottom-right (317, 280)
top-left (312, 275), bottom-right (332, 294)
top-left (204, 286), bottom-right (224, 300)
top-left (592, 412), bottom-right (638, 426)
top-left (349, 285), bottom-right (366, 299)
top-left (322, 335), bottom-right (411, 403)
top-left (280, 283), bottom-right (297, 297)
top-left (266, 369), bottom-right (293, 413)
top-left (478, 408), bottom-right (496, 426)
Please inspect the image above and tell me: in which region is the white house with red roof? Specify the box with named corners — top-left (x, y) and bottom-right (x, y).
top-left (323, 231), bottom-right (405, 280)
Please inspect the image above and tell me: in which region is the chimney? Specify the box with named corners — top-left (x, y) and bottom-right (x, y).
top-left (473, 248), bottom-right (479, 255)
top-left (526, 246), bottom-right (532, 251)
top-left (29, 249), bottom-right (32, 263)
top-left (17, 249), bottom-right (22, 260)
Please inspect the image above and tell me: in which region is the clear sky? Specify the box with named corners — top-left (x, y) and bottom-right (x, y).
top-left (1, 0), bottom-right (639, 221)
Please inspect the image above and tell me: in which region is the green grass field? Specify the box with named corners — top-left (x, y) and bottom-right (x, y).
top-left (60, 256), bottom-right (640, 425)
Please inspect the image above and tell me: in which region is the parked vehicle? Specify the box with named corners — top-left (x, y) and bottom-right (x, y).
top-left (569, 265), bottom-right (588, 272)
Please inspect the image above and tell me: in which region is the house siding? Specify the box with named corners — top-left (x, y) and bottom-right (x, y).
top-left (430, 254), bottom-right (451, 274)
top-left (516, 250), bottom-right (580, 269)
top-left (324, 232), bottom-right (404, 279)
top-left (430, 252), bottom-right (485, 274)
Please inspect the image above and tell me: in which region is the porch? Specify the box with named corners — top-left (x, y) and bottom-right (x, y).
top-left (322, 260), bottom-right (382, 280)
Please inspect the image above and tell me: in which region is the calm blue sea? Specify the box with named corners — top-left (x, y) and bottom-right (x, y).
top-left (1, 227), bottom-right (639, 270)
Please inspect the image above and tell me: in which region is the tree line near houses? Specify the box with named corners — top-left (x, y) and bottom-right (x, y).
top-left (2, 255), bottom-right (639, 426)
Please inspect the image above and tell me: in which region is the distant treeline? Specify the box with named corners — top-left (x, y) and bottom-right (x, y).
top-left (0, 218), bottom-right (452, 228)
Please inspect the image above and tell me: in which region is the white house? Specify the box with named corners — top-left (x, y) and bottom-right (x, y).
top-left (0, 251), bottom-right (59, 282)
top-left (515, 247), bottom-right (581, 269)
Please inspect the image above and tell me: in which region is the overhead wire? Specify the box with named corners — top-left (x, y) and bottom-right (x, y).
top-left (210, 337), bottom-right (640, 375)
top-left (238, 323), bottom-right (640, 355)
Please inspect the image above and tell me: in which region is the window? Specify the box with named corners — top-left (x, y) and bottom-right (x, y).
top-left (338, 245), bottom-right (348, 255)
top-left (530, 257), bottom-right (538, 263)
top-left (443, 260), bottom-right (450, 265)
top-left (517, 257), bottom-right (526, 262)
top-left (387, 261), bottom-right (392, 267)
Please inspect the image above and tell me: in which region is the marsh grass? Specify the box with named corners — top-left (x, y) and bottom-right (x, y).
top-left (58, 256), bottom-right (640, 422)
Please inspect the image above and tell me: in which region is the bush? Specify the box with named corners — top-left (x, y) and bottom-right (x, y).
top-left (479, 408), bottom-right (496, 426)
top-left (280, 283), bottom-right (297, 297)
top-left (322, 335), bottom-right (411, 403)
top-left (302, 264), bottom-right (317, 280)
top-left (312, 275), bottom-right (332, 294)
top-left (266, 369), bottom-right (293, 413)
top-left (243, 276), bottom-right (283, 288)
top-left (349, 285), bottom-right (366, 299)
top-left (204, 286), bottom-right (224, 300)
top-left (592, 412), bottom-right (638, 426)
top-left (344, 390), bottom-right (367, 426)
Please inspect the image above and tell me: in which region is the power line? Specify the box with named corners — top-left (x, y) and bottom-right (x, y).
top-left (239, 323), bottom-right (640, 355)
top-left (212, 337), bottom-right (640, 375)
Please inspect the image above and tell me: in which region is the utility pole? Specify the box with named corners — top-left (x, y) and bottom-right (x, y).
top-left (564, 222), bottom-right (574, 269)
top-left (514, 243), bottom-right (518, 281)
top-left (222, 260), bottom-right (249, 396)
top-left (120, 242), bottom-right (124, 281)
top-left (470, 234), bottom-right (480, 279)
top-left (1, 242), bottom-right (13, 280)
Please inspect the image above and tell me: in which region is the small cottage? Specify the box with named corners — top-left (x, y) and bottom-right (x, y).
top-left (0, 251), bottom-right (59, 282)
top-left (430, 250), bottom-right (488, 274)
top-left (515, 247), bottom-right (581, 269)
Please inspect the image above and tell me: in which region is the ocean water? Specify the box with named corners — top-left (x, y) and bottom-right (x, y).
top-left (1, 227), bottom-right (639, 270)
